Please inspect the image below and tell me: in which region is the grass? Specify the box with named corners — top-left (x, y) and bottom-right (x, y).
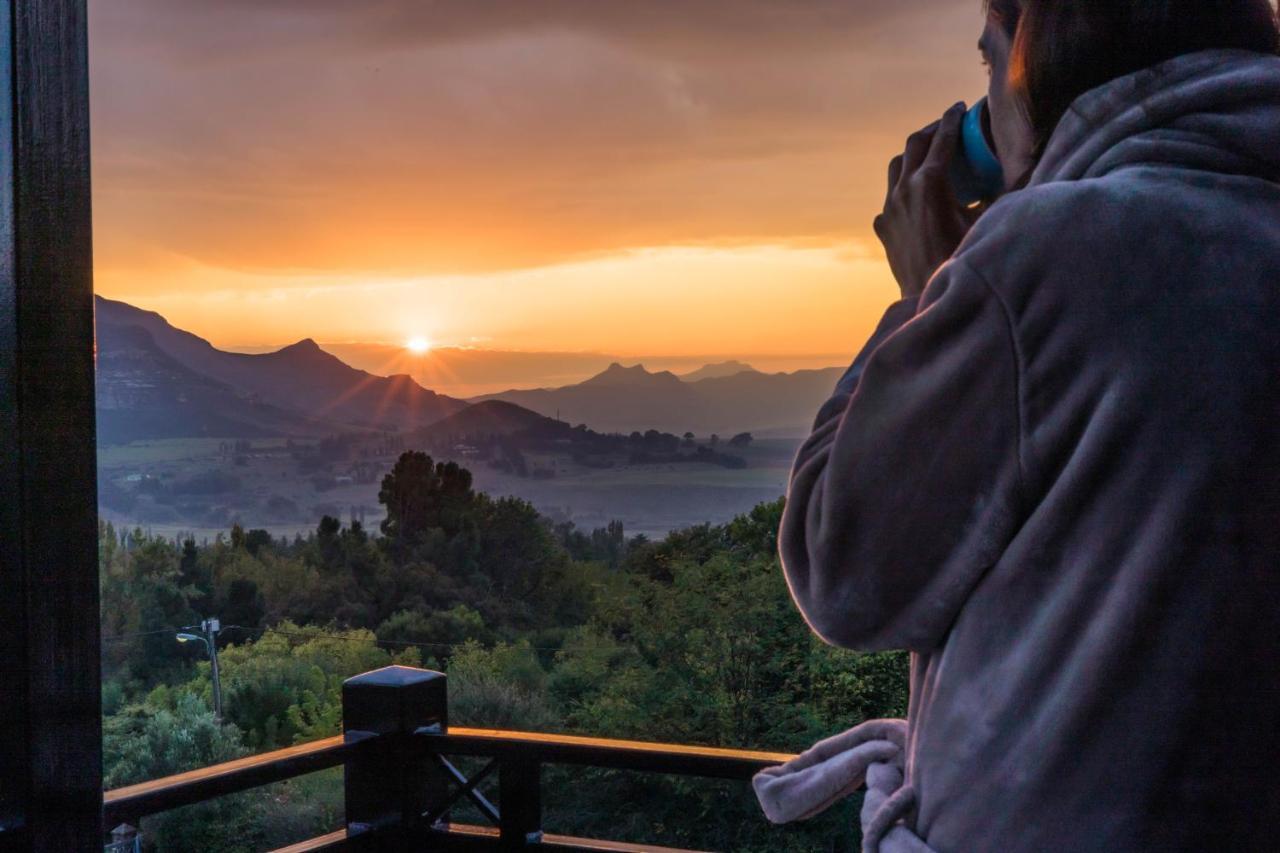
top-left (98, 437), bottom-right (302, 467)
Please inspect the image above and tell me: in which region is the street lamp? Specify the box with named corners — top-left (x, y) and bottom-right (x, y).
top-left (177, 618), bottom-right (223, 720)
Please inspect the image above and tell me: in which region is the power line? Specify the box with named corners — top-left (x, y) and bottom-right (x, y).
top-left (101, 628), bottom-right (182, 643)
top-left (102, 624), bottom-right (250, 644)
top-left (260, 627), bottom-right (565, 654)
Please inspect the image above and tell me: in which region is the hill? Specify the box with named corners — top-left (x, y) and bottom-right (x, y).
top-left (96, 297), bottom-right (468, 436)
top-left (418, 400), bottom-right (557, 439)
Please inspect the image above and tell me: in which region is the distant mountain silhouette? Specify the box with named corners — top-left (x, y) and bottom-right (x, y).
top-left (680, 360), bottom-right (758, 382)
top-left (96, 322), bottom-right (332, 445)
top-left (95, 297), bottom-right (468, 438)
top-left (476, 362), bottom-right (843, 436)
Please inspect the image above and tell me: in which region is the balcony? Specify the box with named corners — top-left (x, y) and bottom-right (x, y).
top-left (103, 666), bottom-right (801, 851)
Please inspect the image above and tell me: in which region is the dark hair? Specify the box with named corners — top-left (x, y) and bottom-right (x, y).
top-left (985, 0), bottom-right (1280, 160)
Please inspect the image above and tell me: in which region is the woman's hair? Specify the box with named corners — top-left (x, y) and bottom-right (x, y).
top-left (985, 0), bottom-right (1280, 159)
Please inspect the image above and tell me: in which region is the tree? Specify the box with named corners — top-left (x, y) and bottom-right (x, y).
top-left (315, 515), bottom-right (344, 570)
top-left (128, 535), bottom-right (199, 684)
top-left (377, 605), bottom-right (492, 658)
top-left (591, 520), bottom-right (627, 569)
top-left (378, 451), bottom-right (475, 544)
top-left (193, 622), bottom-right (420, 750)
top-left (474, 494), bottom-right (568, 610)
top-left (218, 578), bottom-right (266, 633)
top-left (178, 535), bottom-right (213, 616)
top-left (103, 694), bottom-right (256, 851)
top-left (729, 432), bottom-right (754, 448)
top-left (447, 640), bottom-right (560, 730)
top-left (244, 528), bottom-right (274, 556)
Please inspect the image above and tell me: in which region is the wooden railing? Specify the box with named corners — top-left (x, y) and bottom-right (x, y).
top-left (103, 666), bottom-right (799, 852)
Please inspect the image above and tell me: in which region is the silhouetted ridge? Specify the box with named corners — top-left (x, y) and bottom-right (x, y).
top-left (94, 295), bottom-right (468, 436)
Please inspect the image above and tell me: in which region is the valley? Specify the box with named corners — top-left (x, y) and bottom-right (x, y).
top-left (97, 433), bottom-right (802, 542)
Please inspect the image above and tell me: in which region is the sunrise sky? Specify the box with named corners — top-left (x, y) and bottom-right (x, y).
top-left (88, 0), bottom-right (987, 366)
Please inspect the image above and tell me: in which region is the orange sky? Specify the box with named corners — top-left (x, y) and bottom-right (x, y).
top-left (89, 1), bottom-right (986, 359)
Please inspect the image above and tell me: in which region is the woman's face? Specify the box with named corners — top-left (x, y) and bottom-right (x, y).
top-left (980, 15), bottom-right (1035, 189)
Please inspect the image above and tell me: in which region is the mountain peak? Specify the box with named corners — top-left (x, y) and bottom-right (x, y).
top-left (267, 338), bottom-right (337, 363)
top-left (582, 362), bottom-right (681, 388)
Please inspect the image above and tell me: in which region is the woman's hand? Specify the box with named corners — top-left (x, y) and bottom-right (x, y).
top-left (874, 102), bottom-right (983, 300)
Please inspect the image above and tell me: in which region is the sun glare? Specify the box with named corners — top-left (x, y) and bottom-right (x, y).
top-left (405, 336), bottom-right (431, 354)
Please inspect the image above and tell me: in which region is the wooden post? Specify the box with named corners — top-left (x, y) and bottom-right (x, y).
top-left (0, 0), bottom-right (100, 850)
top-left (342, 666), bottom-right (448, 849)
top-left (499, 758), bottom-right (543, 849)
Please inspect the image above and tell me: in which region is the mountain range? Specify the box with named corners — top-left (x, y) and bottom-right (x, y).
top-left (95, 297), bottom-right (844, 444)
top-left (475, 361), bottom-right (843, 436)
top-left (261, 341), bottom-right (850, 399)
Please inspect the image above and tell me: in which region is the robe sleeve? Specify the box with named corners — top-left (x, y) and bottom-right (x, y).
top-left (779, 259), bottom-right (1027, 652)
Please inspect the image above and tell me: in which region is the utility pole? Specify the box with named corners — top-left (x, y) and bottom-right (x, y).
top-left (204, 617), bottom-right (223, 719)
top-left (177, 616), bottom-right (223, 720)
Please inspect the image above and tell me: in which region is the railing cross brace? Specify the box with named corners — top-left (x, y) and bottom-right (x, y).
top-left (424, 754), bottom-right (501, 827)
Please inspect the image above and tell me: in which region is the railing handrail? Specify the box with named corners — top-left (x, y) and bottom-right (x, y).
top-left (435, 726), bottom-right (795, 779)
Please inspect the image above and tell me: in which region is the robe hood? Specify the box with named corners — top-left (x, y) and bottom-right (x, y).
top-left (1029, 48), bottom-right (1280, 187)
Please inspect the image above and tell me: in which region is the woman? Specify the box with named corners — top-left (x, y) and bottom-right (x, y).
top-left (776, 1), bottom-right (1280, 850)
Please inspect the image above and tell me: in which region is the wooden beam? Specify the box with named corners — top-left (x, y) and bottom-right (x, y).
top-left (269, 825), bottom-right (711, 853)
top-left (427, 728), bottom-right (796, 781)
top-left (424, 823), bottom-right (713, 853)
top-left (269, 828), bottom-right (359, 852)
top-left (0, 0), bottom-right (99, 850)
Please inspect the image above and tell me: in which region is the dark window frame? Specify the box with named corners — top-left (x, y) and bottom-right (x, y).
top-left (0, 1), bottom-right (102, 850)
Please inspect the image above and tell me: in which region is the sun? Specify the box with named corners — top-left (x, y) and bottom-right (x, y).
top-left (405, 336), bottom-right (432, 354)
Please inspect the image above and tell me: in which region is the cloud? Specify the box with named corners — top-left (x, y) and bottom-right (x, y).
top-left (89, 0), bottom-right (986, 279)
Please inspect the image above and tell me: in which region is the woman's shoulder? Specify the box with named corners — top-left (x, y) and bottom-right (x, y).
top-left (959, 182), bottom-right (1115, 258)
top-left (951, 176), bottom-right (1184, 294)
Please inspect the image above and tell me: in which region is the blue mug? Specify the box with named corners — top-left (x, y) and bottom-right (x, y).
top-left (949, 97), bottom-right (1004, 206)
